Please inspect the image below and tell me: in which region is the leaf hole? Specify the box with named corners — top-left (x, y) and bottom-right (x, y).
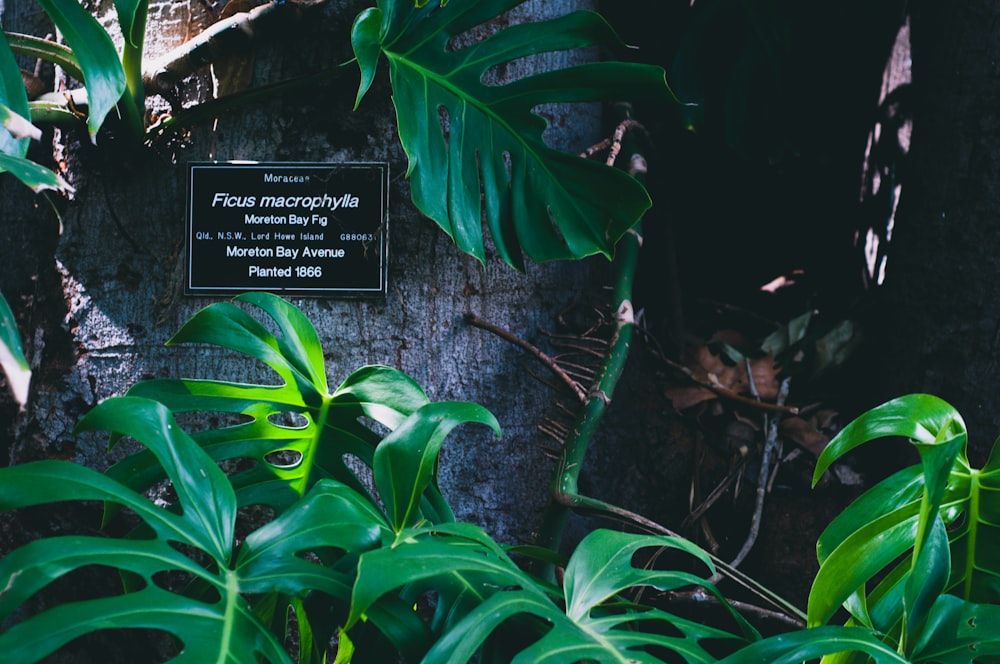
top-left (343, 453), bottom-right (378, 498)
top-left (264, 448), bottom-right (303, 469)
top-left (266, 411), bottom-right (309, 429)
top-left (438, 104), bottom-right (450, 145)
top-left (47, 629), bottom-right (177, 662)
top-left (152, 569), bottom-right (221, 604)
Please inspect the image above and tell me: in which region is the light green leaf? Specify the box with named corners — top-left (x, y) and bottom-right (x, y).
top-left (117, 293), bottom-right (436, 516)
top-left (0, 291), bottom-right (30, 407)
top-left (366, 0), bottom-right (674, 266)
top-left (809, 511), bottom-right (919, 627)
top-left (36, 0), bottom-right (126, 136)
top-left (813, 394), bottom-right (965, 486)
top-left (806, 393), bottom-right (1000, 657)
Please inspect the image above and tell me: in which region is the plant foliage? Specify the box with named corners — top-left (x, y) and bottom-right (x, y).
top-left (808, 394), bottom-right (1000, 662)
top-left (2, 0), bottom-right (672, 267)
top-left (7, 296), bottom-right (1000, 662)
top-left (0, 294), bottom-right (759, 662)
top-left (353, 0), bottom-right (673, 268)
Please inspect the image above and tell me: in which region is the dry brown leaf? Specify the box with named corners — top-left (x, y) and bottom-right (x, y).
top-left (664, 385), bottom-right (716, 411)
top-left (779, 416), bottom-right (830, 457)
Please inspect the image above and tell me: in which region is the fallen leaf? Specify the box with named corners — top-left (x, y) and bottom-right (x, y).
top-left (779, 416), bottom-right (830, 457)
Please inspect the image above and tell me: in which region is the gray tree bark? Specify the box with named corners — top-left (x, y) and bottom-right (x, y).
top-left (873, 1), bottom-right (1000, 465)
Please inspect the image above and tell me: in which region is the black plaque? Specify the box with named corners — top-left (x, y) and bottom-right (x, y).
top-left (186, 162), bottom-right (388, 296)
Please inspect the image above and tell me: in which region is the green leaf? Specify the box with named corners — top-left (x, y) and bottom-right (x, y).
top-left (909, 594), bottom-right (1000, 663)
top-left (0, 103), bottom-right (41, 140)
top-left (116, 294), bottom-right (436, 516)
top-left (564, 530), bottom-right (714, 622)
top-left (6, 32), bottom-right (85, 82)
top-left (0, 291), bottom-right (30, 407)
top-left (366, 0), bottom-right (674, 266)
top-left (0, 398), bottom-right (296, 663)
top-left (117, 292), bottom-right (492, 548)
top-left (374, 401), bottom-right (500, 531)
top-left (113, 0), bottom-right (148, 48)
top-left (235, 479), bottom-right (389, 599)
top-left (0, 30), bottom-right (30, 157)
top-left (0, 151), bottom-right (74, 194)
top-left (717, 625), bottom-right (908, 664)
top-left (351, 7), bottom-right (383, 110)
top-left (351, 526), bottom-right (750, 663)
top-left (813, 394), bottom-right (965, 486)
top-left (35, 0), bottom-right (126, 136)
top-left (77, 396), bottom-right (237, 561)
top-left (806, 393), bottom-right (1000, 657)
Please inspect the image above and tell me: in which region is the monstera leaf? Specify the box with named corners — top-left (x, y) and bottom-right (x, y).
top-left (353, 0), bottom-right (674, 268)
top-left (348, 527), bottom-right (756, 663)
top-left (807, 394), bottom-right (1000, 661)
top-left (116, 292), bottom-right (479, 522)
top-left (0, 397), bottom-right (390, 663)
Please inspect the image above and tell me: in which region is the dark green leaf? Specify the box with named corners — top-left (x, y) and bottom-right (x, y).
top-left (77, 397), bottom-right (236, 562)
top-left (0, 400), bottom-right (298, 662)
top-left (367, 1), bottom-right (673, 266)
top-left (351, 7), bottom-right (382, 109)
top-left (717, 625), bottom-right (907, 664)
top-left (910, 595), bottom-right (1000, 663)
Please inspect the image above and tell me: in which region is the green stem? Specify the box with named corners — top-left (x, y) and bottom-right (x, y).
top-left (534, 224), bottom-right (639, 558)
top-left (534, 105), bottom-right (644, 565)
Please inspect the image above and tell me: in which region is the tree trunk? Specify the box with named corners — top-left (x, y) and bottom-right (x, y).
top-left (1, 0), bottom-right (688, 554)
top-left (873, 0), bottom-right (1000, 464)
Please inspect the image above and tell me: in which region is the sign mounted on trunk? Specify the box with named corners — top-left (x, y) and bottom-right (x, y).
top-left (186, 162), bottom-right (388, 296)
